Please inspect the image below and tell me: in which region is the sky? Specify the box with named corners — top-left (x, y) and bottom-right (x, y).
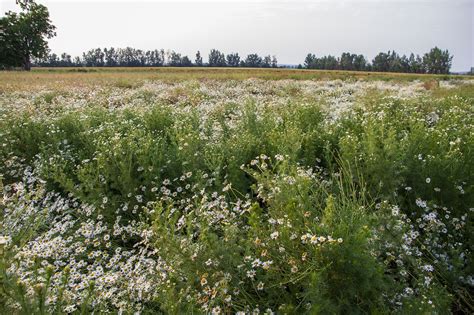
top-left (1, 0), bottom-right (473, 71)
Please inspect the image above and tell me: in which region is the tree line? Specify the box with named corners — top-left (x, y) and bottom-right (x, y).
top-left (303, 47), bottom-right (453, 74)
top-left (34, 48), bottom-right (279, 68)
top-left (33, 47), bottom-right (454, 75)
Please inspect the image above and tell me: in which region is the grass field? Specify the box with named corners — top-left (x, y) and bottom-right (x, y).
top-left (0, 68), bottom-right (473, 314)
top-left (0, 67), bottom-right (471, 91)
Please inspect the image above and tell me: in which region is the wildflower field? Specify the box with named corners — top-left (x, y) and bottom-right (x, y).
top-left (0, 68), bottom-right (473, 314)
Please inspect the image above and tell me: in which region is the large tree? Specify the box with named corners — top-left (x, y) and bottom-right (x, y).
top-left (208, 49), bottom-right (226, 67)
top-left (0, 0), bottom-right (56, 70)
top-left (372, 52), bottom-right (391, 72)
top-left (304, 53), bottom-right (316, 69)
top-left (243, 53), bottom-right (263, 67)
top-left (353, 54), bottom-right (367, 71)
top-left (168, 50), bottom-right (182, 66)
top-left (423, 47), bottom-right (453, 74)
top-left (226, 53), bottom-right (240, 67)
top-left (339, 52), bottom-right (356, 71)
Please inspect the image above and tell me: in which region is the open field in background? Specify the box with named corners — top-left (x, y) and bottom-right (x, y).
top-left (0, 67), bottom-right (472, 91)
top-left (0, 69), bottom-right (473, 313)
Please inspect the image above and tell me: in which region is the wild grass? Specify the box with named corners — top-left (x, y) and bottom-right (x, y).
top-left (0, 71), bottom-right (473, 313)
top-left (0, 67), bottom-right (471, 92)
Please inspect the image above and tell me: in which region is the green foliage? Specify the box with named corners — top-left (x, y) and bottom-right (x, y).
top-left (423, 47), bottom-right (453, 74)
top-left (243, 54), bottom-right (264, 68)
top-left (304, 48), bottom-right (453, 74)
top-left (208, 49), bottom-right (226, 67)
top-left (0, 0), bottom-right (56, 70)
top-left (0, 80), bottom-right (472, 313)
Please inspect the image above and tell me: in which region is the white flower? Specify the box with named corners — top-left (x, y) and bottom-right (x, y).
top-left (64, 305), bottom-right (77, 313)
top-left (0, 235), bottom-right (11, 245)
top-left (270, 231), bottom-right (279, 240)
top-left (222, 183), bottom-right (232, 192)
top-left (415, 198), bottom-right (427, 208)
top-left (252, 259), bottom-right (262, 268)
top-left (246, 269), bottom-right (256, 279)
top-left (262, 260), bottom-right (273, 270)
top-left (425, 177), bottom-right (431, 184)
top-left (391, 206), bottom-right (400, 216)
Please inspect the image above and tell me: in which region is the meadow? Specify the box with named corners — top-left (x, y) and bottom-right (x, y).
top-left (0, 68), bottom-right (473, 314)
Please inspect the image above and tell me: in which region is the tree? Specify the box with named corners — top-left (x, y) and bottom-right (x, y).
top-left (226, 53), bottom-right (240, 67)
top-left (408, 53), bottom-right (424, 73)
top-left (387, 50), bottom-right (402, 72)
top-left (0, 0), bottom-right (56, 70)
top-left (271, 55), bottom-right (278, 68)
top-left (181, 55), bottom-right (192, 67)
top-left (60, 52), bottom-right (72, 66)
top-left (104, 48), bottom-right (117, 67)
top-left (398, 54), bottom-right (410, 73)
top-left (137, 49), bottom-right (146, 66)
top-left (304, 53), bottom-right (316, 69)
top-left (353, 54), bottom-right (367, 71)
top-left (116, 47), bottom-right (140, 66)
top-left (47, 53), bottom-right (58, 66)
top-left (422, 47), bottom-right (452, 74)
top-left (195, 51), bottom-right (203, 66)
top-left (372, 52), bottom-right (390, 72)
top-left (339, 52), bottom-right (356, 70)
top-left (243, 53), bottom-right (263, 67)
top-left (262, 55), bottom-right (272, 68)
top-left (208, 49), bottom-right (226, 67)
top-left (169, 51), bottom-right (182, 67)
top-left (82, 48), bottom-right (105, 67)
top-left (73, 56), bottom-right (81, 66)
top-left (0, 16), bottom-right (22, 68)
top-left (323, 55), bottom-right (338, 70)
top-left (147, 49), bottom-right (164, 66)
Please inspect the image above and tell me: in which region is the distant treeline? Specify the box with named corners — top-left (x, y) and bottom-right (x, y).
top-left (303, 47), bottom-right (453, 74)
top-left (33, 46), bottom-right (454, 74)
top-left (34, 48), bottom-right (279, 68)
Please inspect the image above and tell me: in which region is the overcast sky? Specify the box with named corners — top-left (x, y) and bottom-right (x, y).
top-left (1, 0), bottom-right (472, 71)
